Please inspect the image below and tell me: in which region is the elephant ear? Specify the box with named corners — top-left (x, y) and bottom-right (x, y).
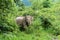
top-left (31, 16), bottom-right (33, 21)
top-left (26, 16), bottom-right (33, 25)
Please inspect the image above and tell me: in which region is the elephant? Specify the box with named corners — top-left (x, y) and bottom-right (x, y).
top-left (16, 15), bottom-right (33, 31)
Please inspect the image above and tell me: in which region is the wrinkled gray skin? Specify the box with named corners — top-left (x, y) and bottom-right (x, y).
top-left (16, 16), bottom-right (33, 31)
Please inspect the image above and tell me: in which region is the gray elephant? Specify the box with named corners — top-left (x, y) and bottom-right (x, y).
top-left (16, 15), bottom-right (33, 31)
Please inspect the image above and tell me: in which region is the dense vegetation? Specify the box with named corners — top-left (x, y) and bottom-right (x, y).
top-left (0, 0), bottom-right (60, 40)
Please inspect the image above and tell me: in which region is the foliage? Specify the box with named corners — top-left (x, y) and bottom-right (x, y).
top-left (0, 0), bottom-right (60, 40)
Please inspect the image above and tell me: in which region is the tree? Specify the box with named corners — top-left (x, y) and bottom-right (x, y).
top-left (30, 0), bottom-right (52, 10)
top-left (14, 0), bottom-right (25, 11)
top-left (0, 0), bottom-right (18, 32)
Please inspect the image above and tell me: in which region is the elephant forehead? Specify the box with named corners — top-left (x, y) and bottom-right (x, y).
top-left (27, 17), bottom-right (33, 20)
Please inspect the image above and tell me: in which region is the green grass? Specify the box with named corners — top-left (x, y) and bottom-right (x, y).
top-left (0, 30), bottom-right (53, 40)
